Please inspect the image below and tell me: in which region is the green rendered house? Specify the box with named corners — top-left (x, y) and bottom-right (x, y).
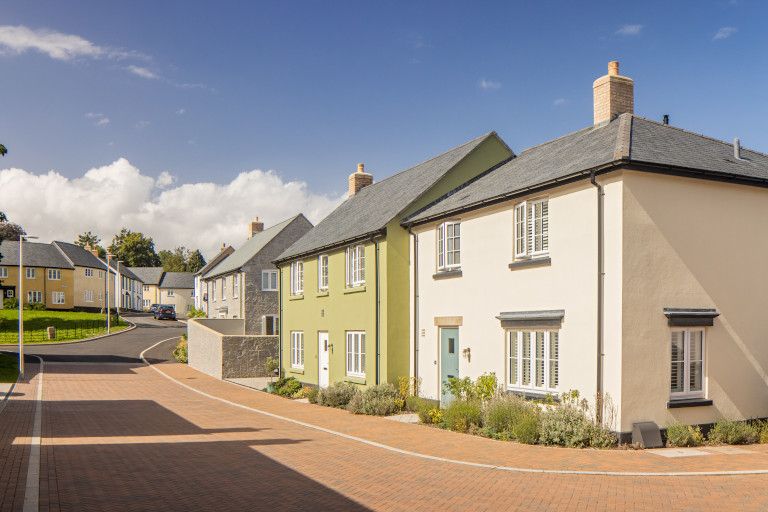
top-left (273, 132), bottom-right (513, 388)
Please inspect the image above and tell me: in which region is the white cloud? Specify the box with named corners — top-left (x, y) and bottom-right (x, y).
top-left (0, 25), bottom-right (144, 61)
top-left (85, 112), bottom-right (103, 118)
top-left (85, 112), bottom-right (109, 126)
top-left (95, 117), bottom-right (110, 126)
top-left (615, 24), bottom-right (643, 36)
top-left (125, 65), bottom-right (158, 79)
top-left (553, 98), bottom-right (567, 106)
top-left (0, 159), bottom-right (344, 259)
top-left (713, 27), bottom-right (737, 40)
top-left (479, 79), bottom-right (501, 90)
top-left (136, 121), bottom-right (150, 129)
top-left (176, 108), bottom-right (186, 115)
top-left (156, 171), bottom-right (176, 189)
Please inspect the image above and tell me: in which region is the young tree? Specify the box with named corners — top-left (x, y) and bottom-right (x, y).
top-left (109, 230), bottom-right (160, 267)
top-left (186, 249), bottom-right (206, 273)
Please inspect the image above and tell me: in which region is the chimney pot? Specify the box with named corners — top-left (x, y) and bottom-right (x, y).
top-left (734, 138), bottom-right (741, 160)
top-left (349, 163), bottom-right (373, 196)
top-left (663, 114), bottom-right (669, 125)
top-left (593, 61), bottom-right (634, 125)
top-left (358, 163), bottom-right (364, 173)
top-left (608, 61), bottom-right (619, 76)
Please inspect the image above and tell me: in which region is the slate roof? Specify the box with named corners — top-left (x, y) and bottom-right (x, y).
top-left (276, 132), bottom-right (510, 261)
top-left (203, 214), bottom-right (307, 279)
top-left (52, 241), bottom-right (105, 269)
top-left (129, 267), bottom-right (165, 286)
top-left (103, 258), bottom-right (142, 281)
top-left (159, 272), bottom-right (194, 289)
top-left (195, 246), bottom-right (235, 277)
top-left (0, 241), bottom-right (74, 269)
top-left (405, 114), bottom-right (768, 225)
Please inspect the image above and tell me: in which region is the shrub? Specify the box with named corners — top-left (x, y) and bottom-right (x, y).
top-left (513, 412), bottom-right (541, 445)
top-left (665, 422), bottom-right (705, 447)
top-left (708, 418), bottom-right (759, 445)
top-left (537, 392), bottom-right (616, 448)
top-left (442, 399), bottom-right (483, 432)
top-left (317, 381), bottom-right (358, 408)
top-left (307, 387), bottom-right (319, 404)
top-left (172, 339), bottom-right (188, 363)
top-left (443, 376), bottom-right (477, 402)
top-left (427, 407), bottom-right (444, 425)
top-left (181, 332), bottom-right (188, 341)
top-left (475, 372), bottom-right (499, 402)
top-left (292, 386), bottom-right (312, 399)
top-left (3, 297), bottom-right (18, 309)
top-left (483, 394), bottom-right (541, 444)
top-left (23, 302), bottom-right (46, 311)
top-left (273, 376), bottom-right (302, 397)
top-left (347, 383), bottom-right (402, 416)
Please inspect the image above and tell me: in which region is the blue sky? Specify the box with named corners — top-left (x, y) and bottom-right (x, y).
top-left (0, 0), bottom-right (765, 256)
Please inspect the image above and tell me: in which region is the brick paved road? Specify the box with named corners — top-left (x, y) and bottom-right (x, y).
top-left (2, 326), bottom-right (768, 511)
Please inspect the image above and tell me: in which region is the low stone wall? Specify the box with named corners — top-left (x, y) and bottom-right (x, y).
top-left (187, 319), bottom-right (278, 379)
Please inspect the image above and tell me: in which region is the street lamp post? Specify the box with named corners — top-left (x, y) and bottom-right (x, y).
top-left (19, 235), bottom-right (39, 379)
top-left (106, 253), bottom-right (113, 334)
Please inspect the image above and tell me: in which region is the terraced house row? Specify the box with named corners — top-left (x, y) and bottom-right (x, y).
top-left (188, 62), bottom-right (768, 439)
top-left (0, 240), bottom-right (143, 311)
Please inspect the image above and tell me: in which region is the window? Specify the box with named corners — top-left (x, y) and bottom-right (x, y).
top-left (262, 270), bottom-right (278, 291)
top-left (0, 267), bottom-right (6, 278)
top-left (507, 330), bottom-right (558, 391)
top-left (84, 290), bottom-right (94, 302)
top-left (290, 262), bottom-right (303, 295)
top-left (85, 268), bottom-right (93, 277)
top-left (99, 291), bottom-right (103, 301)
top-left (221, 278), bottom-right (226, 300)
top-left (514, 198), bottom-right (549, 259)
top-left (345, 245), bottom-right (365, 287)
top-left (143, 299), bottom-right (149, 307)
top-left (27, 291), bottom-right (42, 303)
top-left (6, 290), bottom-right (13, 298)
top-left (26, 268), bottom-right (36, 279)
top-left (233, 274), bottom-right (239, 298)
top-left (143, 285), bottom-right (149, 292)
top-left (290, 331), bottom-right (304, 368)
top-left (318, 255), bottom-right (329, 291)
top-left (437, 221), bottom-right (461, 270)
top-left (212, 281), bottom-right (216, 301)
top-left (99, 270), bottom-right (103, 278)
top-left (671, 329), bottom-right (705, 398)
top-left (346, 331), bottom-right (366, 378)
top-left (167, 290), bottom-right (174, 297)
top-left (262, 315), bottom-right (279, 336)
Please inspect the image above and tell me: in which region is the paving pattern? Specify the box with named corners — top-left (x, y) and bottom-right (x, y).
top-left (2, 329), bottom-right (768, 510)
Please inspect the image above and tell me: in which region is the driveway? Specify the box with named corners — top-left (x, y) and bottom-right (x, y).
top-left (1, 320), bottom-right (768, 511)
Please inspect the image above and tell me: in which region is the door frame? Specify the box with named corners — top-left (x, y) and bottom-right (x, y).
top-left (318, 331), bottom-right (330, 389)
top-left (438, 326), bottom-right (460, 405)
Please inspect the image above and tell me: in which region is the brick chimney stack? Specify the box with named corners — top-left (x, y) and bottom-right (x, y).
top-left (593, 61), bottom-right (634, 125)
top-left (249, 216), bottom-right (264, 238)
top-left (348, 163), bottom-right (373, 196)
top-left (85, 244), bottom-right (100, 257)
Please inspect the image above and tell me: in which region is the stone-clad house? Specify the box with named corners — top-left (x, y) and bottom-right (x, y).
top-left (401, 62), bottom-right (768, 438)
top-left (188, 214), bottom-right (313, 380)
top-left (273, 135), bottom-right (513, 390)
top-left (194, 245), bottom-right (235, 315)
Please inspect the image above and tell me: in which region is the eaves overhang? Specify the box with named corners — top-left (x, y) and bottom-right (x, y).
top-left (272, 228), bottom-right (387, 266)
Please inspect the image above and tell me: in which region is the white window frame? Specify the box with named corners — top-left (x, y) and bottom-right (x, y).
top-left (84, 290), bottom-right (94, 303)
top-left (233, 274), bottom-right (239, 298)
top-left (506, 330), bottom-right (559, 392)
top-left (85, 268), bottom-right (93, 277)
top-left (290, 331), bottom-right (304, 369)
top-left (221, 277), bottom-right (226, 300)
top-left (514, 198), bottom-right (549, 259)
top-left (143, 285), bottom-right (149, 292)
top-left (346, 331), bottom-right (366, 378)
top-left (6, 290), bottom-right (13, 298)
top-left (0, 267), bottom-right (6, 278)
top-left (318, 255), bottom-right (329, 291)
top-left (436, 221), bottom-right (461, 271)
top-left (26, 268), bottom-right (36, 279)
top-left (28, 291), bottom-right (42, 303)
top-left (262, 315), bottom-right (279, 336)
top-left (290, 262), bottom-right (303, 295)
top-left (52, 292), bottom-right (64, 304)
top-left (212, 280), bottom-right (216, 302)
top-left (345, 245), bottom-right (365, 288)
top-left (167, 289), bottom-right (174, 297)
top-left (670, 328), bottom-right (706, 399)
top-left (262, 270), bottom-right (279, 291)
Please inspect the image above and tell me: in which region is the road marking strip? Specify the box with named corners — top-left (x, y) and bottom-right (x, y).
top-left (140, 338), bottom-right (768, 478)
top-left (23, 355), bottom-right (43, 512)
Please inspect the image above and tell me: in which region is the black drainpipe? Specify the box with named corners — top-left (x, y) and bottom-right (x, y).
top-left (373, 237), bottom-right (381, 385)
top-left (408, 226), bottom-right (419, 391)
top-left (590, 170), bottom-right (605, 424)
top-left (278, 266), bottom-right (283, 379)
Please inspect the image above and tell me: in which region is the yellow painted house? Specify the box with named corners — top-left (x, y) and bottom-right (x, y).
top-left (0, 240), bottom-right (75, 309)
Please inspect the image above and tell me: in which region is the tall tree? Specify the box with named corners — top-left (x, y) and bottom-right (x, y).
top-left (75, 231), bottom-right (101, 249)
top-left (107, 228), bottom-right (132, 257)
top-left (186, 249), bottom-right (206, 273)
top-left (0, 144), bottom-right (6, 156)
top-left (109, 230), bottom-right (160, 267)
top-left (158, 247), bottom-right (187, 272)
top-left (0, 220), bottom-right (26, 242)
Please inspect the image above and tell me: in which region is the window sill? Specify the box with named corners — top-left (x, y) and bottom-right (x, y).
top-left (288, 368), bottom-right (304, 375)
top-left (433, 269), bottom-right (462, 280)
top-left (343, 286), bottom-right (366, 295)
top-left (288, 294), bottom-right (304, 301)
top-left (667, 398), bottom-right (713, 409)
top-left (345, 375), bottom-right (366, 385)
top-left (505, 387), bottom-right (558, 402)
top-left (508, 257), bottom-right (551, 271)
top-left (316, 291), bottom-right (329, 298)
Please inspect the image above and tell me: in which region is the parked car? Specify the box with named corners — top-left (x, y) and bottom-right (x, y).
top-left (148, 303), bottom-right (161, 313)
top-left (154, 305), bottom-right (176, 321)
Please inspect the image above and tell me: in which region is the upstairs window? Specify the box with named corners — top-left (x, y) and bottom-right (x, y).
top-left (318, 255), bottom-right (329, 291)
top-left (26, 268), bottom-right (36, 279)
top-left (345, 245), bottom-right (365, 287)
top-left (167, 290), bottom-right (174, 297)
top-left (290, 262), bottom-right (304, 295)
top-left (212, 281), bottom-right (217, 301)
top-left (233, 274), bottom-right (239, 298)
top-left (0, 267), bottom-right (6, 278)
top-left (143, 285), bottom-right (150, 292)
top-left (514, 198), bottom-right (549, 259)
top-left (437, 221), bottom-right (461, 271)
top-left (262, 315), bottom-right (279, 336)
top-left (85, 268), bottom-right (93, 277)
top-left (48, 269), bottom-right (62, 280)
top-left (221, 277), bottom-right (226, 300)
top-left (262, 270), bottom-right (278, 291)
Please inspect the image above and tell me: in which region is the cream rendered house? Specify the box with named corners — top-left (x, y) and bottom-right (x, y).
top-left (53, 241), bottom-right (110, 311)
top-left (131, 267), bottom-right (164, 309)
top-left (404, 62), bottom-right (768, 439)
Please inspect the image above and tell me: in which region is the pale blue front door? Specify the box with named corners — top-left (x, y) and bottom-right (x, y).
top-left (440, 328), bottom-right (459, 404)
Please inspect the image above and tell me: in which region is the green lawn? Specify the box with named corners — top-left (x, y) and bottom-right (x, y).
top-left (0, 310), bottom-right (129, 344)
top-left (0, 352), bottom-right (19, 383)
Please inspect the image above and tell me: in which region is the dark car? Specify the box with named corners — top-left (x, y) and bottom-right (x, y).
top-left (148, 303), bottom-right (161, 313)
top-left (154, 306), bottom-right (176, 321)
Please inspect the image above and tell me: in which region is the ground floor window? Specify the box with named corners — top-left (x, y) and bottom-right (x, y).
top-left (52, 292), bottom-right (65, 305)
top-left (346, 331), bottom-right (366, 378)
top-left (84, 290), bottom-right (94, 302)
top-left (28, 291), bottom-right (42, 303)
top-left (670, 328), bottom-right (705, 399)
top-left (507, 330), bottom-right (558, 392)
top-left (6, 290), bottom-right (13, 298)
top-left (262, 315), bottom-right (279, 336)
top-left (291, 331), bottom-right (304, 368)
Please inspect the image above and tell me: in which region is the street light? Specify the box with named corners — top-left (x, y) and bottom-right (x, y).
top-left (106, 253), bottom-right (113, 334)
top-left (19, 234), bottom-right (39, 379)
